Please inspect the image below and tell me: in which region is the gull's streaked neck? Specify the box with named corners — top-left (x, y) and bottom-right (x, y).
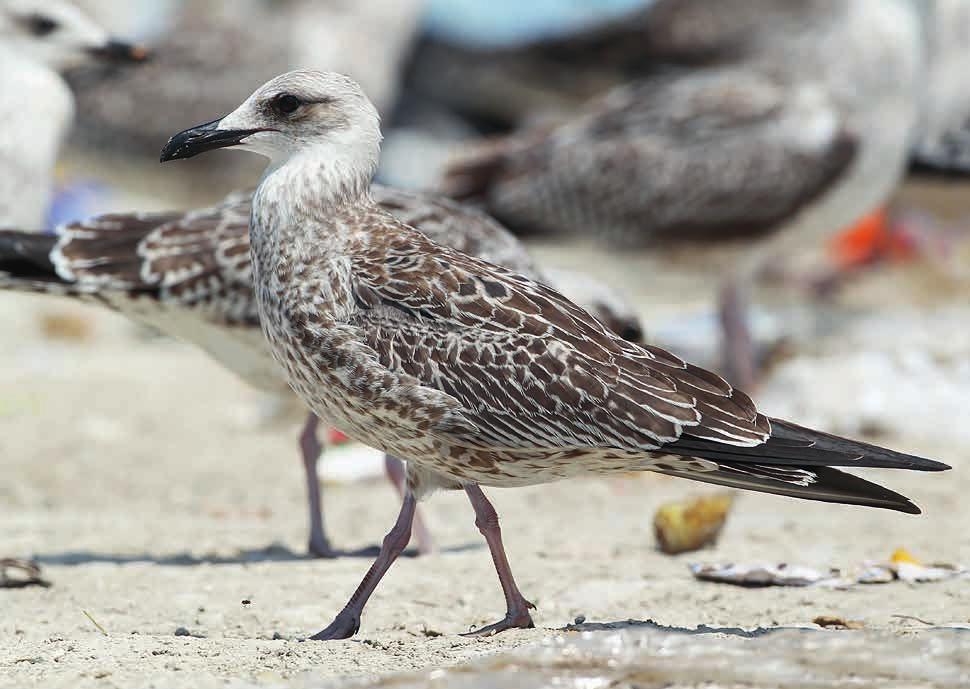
top-left (257, 138), bottom-right (380, 219)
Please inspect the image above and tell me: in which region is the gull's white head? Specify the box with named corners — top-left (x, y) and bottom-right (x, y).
top-left (0, 0), bottom-right (148, 71)
top-left (161, 70), bottom-right (383, 186)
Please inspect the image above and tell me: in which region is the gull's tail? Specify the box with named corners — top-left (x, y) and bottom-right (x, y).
top-left (0, 230), bottom-right (56, 271)
top-left (654, 419), bottom-right (950, 514)
top-left (0, 230), bottom-right (65, 291)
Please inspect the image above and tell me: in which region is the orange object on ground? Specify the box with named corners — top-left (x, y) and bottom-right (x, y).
top-left (829, 208), bottom-right (918, 269)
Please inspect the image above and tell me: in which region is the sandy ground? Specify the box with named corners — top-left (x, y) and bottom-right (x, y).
top-left (2, 236), bottom-right (970, 687)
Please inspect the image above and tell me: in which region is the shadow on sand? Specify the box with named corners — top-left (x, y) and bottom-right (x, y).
top-left (28, 541), bottom-right (484, 568)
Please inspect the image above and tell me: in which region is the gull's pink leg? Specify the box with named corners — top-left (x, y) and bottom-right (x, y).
top-left (384, 455), bottom-right (435, 555)
top-left (299, 413), bottom-right (338, 558)
top-left (462, 485), bottom-right (535, 636)
top-left (719, 275), bottom-right (757, 391)
top-left (309, 492), bottom-right (416, 640)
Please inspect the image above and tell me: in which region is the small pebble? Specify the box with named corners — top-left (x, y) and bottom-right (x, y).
top-left (174, 627), bottom-right (191, 637)
top-left (573, 615), bottom-right (586, 625)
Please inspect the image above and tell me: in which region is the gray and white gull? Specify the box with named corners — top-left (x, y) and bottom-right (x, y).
top-left (0, 0), bottom-right (146, 229)
top-left (160, 70), bottom-right (948, 640)
top-left (0, 187), bottom-right (643, 558)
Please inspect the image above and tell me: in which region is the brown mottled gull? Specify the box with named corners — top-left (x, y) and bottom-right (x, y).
top-left (160, 70), bottom-right (949, 640)
top-left (0, 186), bottom-right (643, 558)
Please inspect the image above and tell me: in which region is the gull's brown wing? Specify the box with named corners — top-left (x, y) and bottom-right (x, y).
top-left (347, 215), bottom-right (767, 453)
top-left (345, 214), bottom-right (948, 483)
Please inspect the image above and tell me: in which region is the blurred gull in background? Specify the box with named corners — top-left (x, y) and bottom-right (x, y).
top-left (440, 0), bottom-right (931, 389)
top-left (67, 0), bottom-right (424, 169)
top-left (0, 0), bottom-right (146, 230)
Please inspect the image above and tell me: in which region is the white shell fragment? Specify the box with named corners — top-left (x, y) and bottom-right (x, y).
top-left (689, 563), bottom-right (848, 587)
top-left (691, 555), bottom-right (969, 588)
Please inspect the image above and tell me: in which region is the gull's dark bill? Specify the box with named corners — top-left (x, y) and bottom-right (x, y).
top-left (87, 40), bottom-right (150, 63)
top-left (160, 118), bottom-right (265, 162)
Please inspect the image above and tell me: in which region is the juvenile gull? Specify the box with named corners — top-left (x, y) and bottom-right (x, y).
top-left (0, 187), bottom-right (644, 558)
top-left (0, 0), bottom-right (146, 229)
top-left (161, 70), bottom-right (949, 640)
top-left (442, 0), bottom-right (929, 388)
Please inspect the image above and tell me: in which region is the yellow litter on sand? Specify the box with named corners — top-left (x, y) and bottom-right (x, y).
top-left (653, 493), bottom-right (734, 555)
top-left (891, 548), bottom-right (920, 565)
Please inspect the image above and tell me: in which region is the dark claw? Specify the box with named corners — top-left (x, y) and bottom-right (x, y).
top-left (461, 609), bottom-right (535, 637)
top-left (309, 609), bottom-right (361, 640)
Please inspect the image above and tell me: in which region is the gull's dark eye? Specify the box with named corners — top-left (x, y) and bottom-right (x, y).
top-left (26, 14), bottom-right (59, 36)
top-left (273, 94), bottom-right (302, 116)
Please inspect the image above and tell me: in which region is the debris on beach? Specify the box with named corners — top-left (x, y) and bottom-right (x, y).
top-left (38, 311), bottom-right (94, 342)
top-left (869, 548), bottom-right (966, 584)
top-left (317, 436), bottom-right (386, 484)
top-left (689, 562), bottom-right (844, 587)
top-left (690, 549), bottom-right (968, 588)
top-left (813, 615), bottom-right (866, 630)
top-left (653, 493), bottom-right (734, 555)
top-left (1, 559), bottom-right (50, 589)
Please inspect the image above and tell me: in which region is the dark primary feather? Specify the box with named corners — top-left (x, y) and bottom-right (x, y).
top-left (0, 232), bottom-right (57, 279)
top-left (654, 417), bottom-right (949, 515)
top-left (666, 418), bottom-right (950, 472)
top-left (657, 463), bottom-right (923, 514)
